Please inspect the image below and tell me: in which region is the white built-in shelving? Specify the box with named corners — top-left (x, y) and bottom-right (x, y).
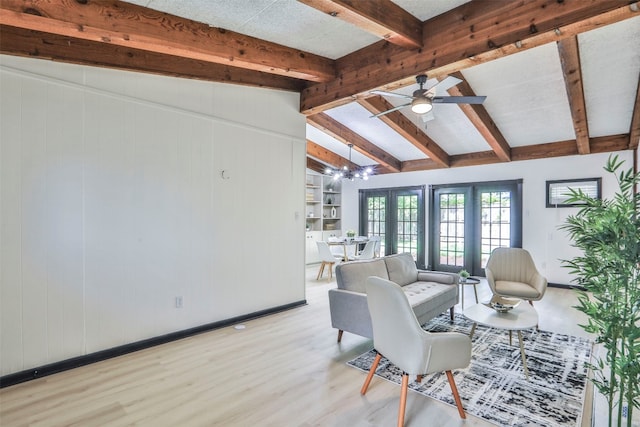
top-left (305, 171), bottom-right (342, 264)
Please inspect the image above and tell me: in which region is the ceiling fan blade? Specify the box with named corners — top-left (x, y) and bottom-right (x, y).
top-left (425, 75), bottom-right (463, 93)
top-left (369, 103), bottom-right (411, 118)
top-left (432, 96), bottom-right (486, 104)
top-left (370, 90), bottom-right (414, 100)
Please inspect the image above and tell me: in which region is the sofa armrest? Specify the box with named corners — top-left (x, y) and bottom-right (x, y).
top-left (417, 270), bottom-right (459, 285)
top-left (328, 288), bottom-right (373, 339)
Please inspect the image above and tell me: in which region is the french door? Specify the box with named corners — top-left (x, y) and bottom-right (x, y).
top-left (359, 186), bottom-right (425, 268)
top-left (430, 180), bottom-right (522, 275)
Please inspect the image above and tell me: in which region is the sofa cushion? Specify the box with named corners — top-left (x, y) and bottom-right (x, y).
top-left (384, 253), bottom-right (418, 287)
top-left (336, 258), bottom-right (389, 293)
top-left (403, 281), bottom-right (458, 320)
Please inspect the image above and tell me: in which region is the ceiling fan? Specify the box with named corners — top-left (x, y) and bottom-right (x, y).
top-left (369, 74), bottom-right (486, 122)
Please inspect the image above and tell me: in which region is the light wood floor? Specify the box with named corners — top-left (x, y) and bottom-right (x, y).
top-left (0, 266), bottom-right (594, 427)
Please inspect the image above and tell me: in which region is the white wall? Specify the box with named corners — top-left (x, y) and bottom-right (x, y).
top-left (0, 55), bottom-right (307, 376)
top-left (340, 151), bottom-right (633, 285)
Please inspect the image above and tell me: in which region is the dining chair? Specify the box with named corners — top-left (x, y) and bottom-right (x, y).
top-left (362, 276), bottom-right (471, 426)
top-left (368, 235), bottom-right (382, 257)
top-left (316, 241), bottom-right (343, 281)
top-left (354, 240), bottom-right (376, 260)
top-left (485, 247), bottom-right (547, 305)
top-left (326, 236), bottom-right (345, 259)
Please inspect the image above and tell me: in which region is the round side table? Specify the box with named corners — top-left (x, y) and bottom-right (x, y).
top-left (459, 277), bottom-right (480, 309)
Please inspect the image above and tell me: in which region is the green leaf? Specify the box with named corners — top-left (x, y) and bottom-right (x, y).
top-left (561, 154), bottom-right (640, 416)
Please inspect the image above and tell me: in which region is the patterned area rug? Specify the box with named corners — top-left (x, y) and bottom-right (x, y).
top-left (347, 313), bottom-right (593, 427)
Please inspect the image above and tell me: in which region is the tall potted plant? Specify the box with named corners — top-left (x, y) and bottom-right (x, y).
top-left (561, 155), bottom-right (640, 427)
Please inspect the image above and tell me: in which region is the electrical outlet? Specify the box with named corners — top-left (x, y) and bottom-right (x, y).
top-left (175, 296), bottom-right (183, 308)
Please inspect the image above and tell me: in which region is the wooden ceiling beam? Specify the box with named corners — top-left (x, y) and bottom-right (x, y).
top-left (400, 158), bottom-right (441, 173)
top-left (306, 113), bottom-right (402, 172)
top-left (297, 0), bottom-right (422, 49)
top-left (358, 96), bottom-right (450, 167)
top-left (448, 72), bottom-right (511, 162)
top-left (307, 140), bottom-right (393, 176)
top-left (558, 36), bottom-right (590, 154)
top-left (301, 0), bottom-right (637, 114)
top-left (0, 0), bottom-right (335, 82)
top-left (629, 73), bottom-right (640, 150)
top-left (396, 134), bottom-right (630, 172)
top-left (590, 133), bottom-right (633, 154)
top-left (512, 139), bottom-right (581, 161)
top-left (307, 157), bottom-right (328, 174)
top-left (513, 134), bottom-right (628, 160)
top-left (449, 151), bottom-right (502, 169)
top-left (0, 26), bottom-right (306, 92)
top-left (306, 140), bottom-right (359, 170)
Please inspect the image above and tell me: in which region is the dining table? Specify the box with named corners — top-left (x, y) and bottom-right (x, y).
top-left (327, 237), bottom-right (368, 261)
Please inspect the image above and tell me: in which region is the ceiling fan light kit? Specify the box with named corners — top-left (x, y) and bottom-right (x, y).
top-left (411, 97), bottom-right (433, 114)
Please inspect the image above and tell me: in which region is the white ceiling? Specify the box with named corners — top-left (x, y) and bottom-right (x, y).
top-left (127, 0), bottom-right (471, 59)
top-left (123, 0), bottom-right (640, 169)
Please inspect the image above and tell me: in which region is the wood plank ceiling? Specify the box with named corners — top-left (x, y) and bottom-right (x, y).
top-left (1, 0), bottom-right (639, 176)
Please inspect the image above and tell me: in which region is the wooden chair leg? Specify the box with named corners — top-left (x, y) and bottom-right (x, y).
top-left (528, 300), bottom-right (533, 306)
top-left (327, 262), bottom-right (334, 281)
top-left (337, 329), bottom-right (343, 343)
top-left (449, 307), bottom-right (454, 321)
top-left (397, 373), bottom-right (409, 427)
top-left (361, 353), bottom-right (382, 395)
top-left (416, 375), bottom-right (423, 383)
top-left (316, 262), bottom-right (325, 280)
top-left (445, 370), bottom-right (466, 419)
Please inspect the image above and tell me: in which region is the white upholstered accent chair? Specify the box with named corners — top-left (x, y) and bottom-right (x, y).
top-left (362, 276), bottom-right (472, 426)
top-left (316, 241), bottom-right (343, 281)
top-left (354, 240), bottom-right (376, 260)
top-left (485, 247), bottom-right (548, 305)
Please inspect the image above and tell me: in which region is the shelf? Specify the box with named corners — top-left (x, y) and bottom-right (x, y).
top-left (306, 172), bottom-right (343, 260)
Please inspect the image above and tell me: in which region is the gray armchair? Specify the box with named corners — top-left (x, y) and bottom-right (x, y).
top-left (485, 247), bottom-right (547, 304)
top-left (361, 276), bottom-right (471, 426)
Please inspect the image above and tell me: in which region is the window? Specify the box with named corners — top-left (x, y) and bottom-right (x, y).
top-left (546, 178), bottom-right (601, 207)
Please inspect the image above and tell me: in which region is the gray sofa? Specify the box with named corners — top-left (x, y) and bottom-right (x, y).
top-left (329, 253), bottom-right (460, 342)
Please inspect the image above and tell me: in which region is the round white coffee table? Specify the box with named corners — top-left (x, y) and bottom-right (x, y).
top-left (462, 302), bottom-right (538, 379)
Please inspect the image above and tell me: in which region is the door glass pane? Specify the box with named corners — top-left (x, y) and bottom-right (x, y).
top-left (480, 190), bottom-right (511, 267)
top-left (438, 193), bottom-right (465, 267)
top-left (367, 196), bottom-right (386, 255)
top-left (396, 194), bottom-right (419, 259)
